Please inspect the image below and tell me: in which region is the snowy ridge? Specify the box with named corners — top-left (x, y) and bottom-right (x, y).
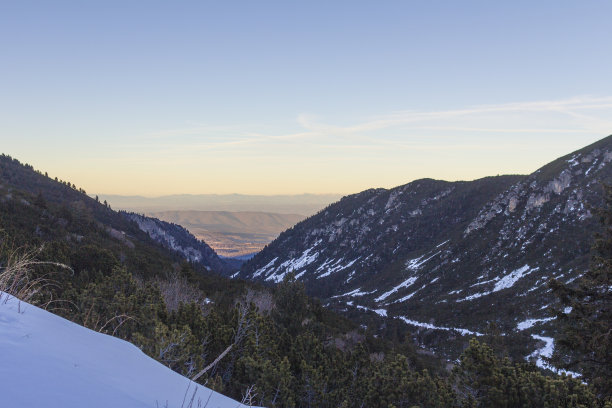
top-left (0, 292), bottom-right (257, 408)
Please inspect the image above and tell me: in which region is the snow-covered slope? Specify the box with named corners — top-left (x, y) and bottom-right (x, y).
top-left (0, 292), bottom-right (257, 408)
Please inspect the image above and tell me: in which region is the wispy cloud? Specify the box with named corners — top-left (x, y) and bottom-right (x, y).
top-left (296, 96), bottom-right (612, 136)
top-left (88, 96), bottom-right (612, 195)
top-left (136, 95), bottom-right (612, 157)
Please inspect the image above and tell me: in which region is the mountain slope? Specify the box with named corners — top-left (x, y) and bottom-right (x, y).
top-left (0, 292), bottom-right (257, 408)
top-left (240, 135), bottom-right (612, 357)
top-left (123, 212), bottom-right (237, 273)
top-left (0, 153), bottom-right (233, 276)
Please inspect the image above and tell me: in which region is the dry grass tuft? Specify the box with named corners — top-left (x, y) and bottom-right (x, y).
top-left (0, 246), bottom-right (72, 306)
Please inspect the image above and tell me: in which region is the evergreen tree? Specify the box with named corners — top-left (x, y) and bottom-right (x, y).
top-left (34, 191), bottom-right (47, 209)
top-left (453, 339), bottom-right (596, 408)
top-left (550, 184), bottom-right (612, 400)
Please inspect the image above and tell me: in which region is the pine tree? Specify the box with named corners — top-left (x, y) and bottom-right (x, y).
top-left (550, 184), bottom-right (612, 400)
top-left (453, 339), bottom-right (596, 407)
top-left (34, 191), bottom-right (47, 209)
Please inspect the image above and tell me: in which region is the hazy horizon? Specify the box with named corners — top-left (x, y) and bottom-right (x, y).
top-left (98, 192), bottom-right (344, 199)
top-left (98, 192), bottom-right (343, 216)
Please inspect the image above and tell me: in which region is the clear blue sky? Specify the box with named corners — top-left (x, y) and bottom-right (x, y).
top-left (1, 1), bottom-right (611, 195)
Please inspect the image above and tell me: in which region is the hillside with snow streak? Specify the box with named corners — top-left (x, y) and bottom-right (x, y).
top-left (240, 135), bottom-right (612, 359)
top-left (0, 293), bottom-right (258, 408)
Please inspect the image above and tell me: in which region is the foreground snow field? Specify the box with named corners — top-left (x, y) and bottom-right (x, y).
top-left (0, 292), bottom-right (259, 408)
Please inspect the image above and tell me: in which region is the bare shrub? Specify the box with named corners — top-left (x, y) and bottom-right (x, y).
top-left (156, 270), bottom-right (210, 313)
top-left (243, 288), bottom-right (274, 314)
top-left (241, 384), bottom-right (257, 407)
top-left (0, 245), bottom-right (71, 306)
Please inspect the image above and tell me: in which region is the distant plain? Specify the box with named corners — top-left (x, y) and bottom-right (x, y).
top-left (100, 193), bottom-right (341, 257)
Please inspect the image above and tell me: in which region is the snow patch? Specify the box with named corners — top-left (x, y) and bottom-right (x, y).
top-left (253, 256), bottom-right (278, 278)
top-left (458, 265), bottom-right (538, 302)
top-left (318, 257), bottom-right (360, 279)
top-left (528, 334), bottom-right (580, 377)
top-left (398, 316), bottom-right (483, 336)
top-left (394, 290), bottom-right (419, 303)
top-left (457, 291), bottom-right (490, 302)
top-left (350, 303), bottom-right (387, 317)
top-left (265, 248), bottom-right (320, 282)
top-left (375, 276), bottom-right (418, 302)
top-left (470, 277), bottom-right (499, 287)
top-left (405, 251), bottom-right (441, 271)
top-left (516, 317), bottom-right (554, 331)
top-left (332, 288), bottom-right (375, 298)
top-left (493, 265), bottom-right (537, 291)
top-left (373, 308), bottom-right (387, 317)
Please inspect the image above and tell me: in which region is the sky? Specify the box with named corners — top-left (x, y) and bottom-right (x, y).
top-left (1, 1), bottom-right (612, 196)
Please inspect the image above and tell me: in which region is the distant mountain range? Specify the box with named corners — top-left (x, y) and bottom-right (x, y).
top-left (149, 211), bottom-right (305, 258)
top-left (239, 135), bottom-right (612, 359)
top-left (97, 194), bottom-right (338, 257)
top-left (98, 193), bottom-right (342, 216)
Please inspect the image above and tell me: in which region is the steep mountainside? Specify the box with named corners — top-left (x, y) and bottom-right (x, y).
top-left (123, 212), bottom-right (237, 273)
top-left (240, 135), bottom-right (612, 357)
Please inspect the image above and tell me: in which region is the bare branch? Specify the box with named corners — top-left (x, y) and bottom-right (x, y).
top-left (191, 343), bottom-right (234, 382)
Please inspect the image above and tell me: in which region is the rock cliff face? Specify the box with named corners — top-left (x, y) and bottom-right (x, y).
top-left (239, 135), bottom-right (612, 358)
